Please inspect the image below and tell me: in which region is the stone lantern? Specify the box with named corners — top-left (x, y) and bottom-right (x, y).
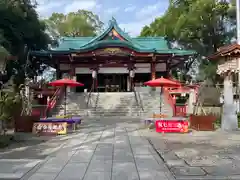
top-left (208, 44), bottom-right (240, 131)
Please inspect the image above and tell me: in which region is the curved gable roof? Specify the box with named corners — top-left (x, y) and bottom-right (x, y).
top-left (78, 17), bottom-right (146, 50)
top-left (35, 18), bottom-right (196, 56)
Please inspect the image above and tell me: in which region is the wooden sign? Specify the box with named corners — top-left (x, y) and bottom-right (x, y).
top-left (103, 48), bottom-right (122, 54)
top-left (95, 48), bottom-right (130, 56)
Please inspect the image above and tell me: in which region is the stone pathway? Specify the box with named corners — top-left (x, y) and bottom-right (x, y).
top-left (143, 129), bottom-right (240, 180)
top-left (0, 134), bottom-right (75, 179)
top-left (20, 119), bottom-right (173, 180)
top-left (6, 117), bottom-right (240, 180)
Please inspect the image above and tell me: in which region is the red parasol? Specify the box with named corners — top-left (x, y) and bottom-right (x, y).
top-left (49, 78), bottom-right (84, 115)
top-left (144, 77), bottom-right (181, 115)
top-left (144, 77), bottom-right (181, 87)
top-left (49, 78), bottom-right (84, 87)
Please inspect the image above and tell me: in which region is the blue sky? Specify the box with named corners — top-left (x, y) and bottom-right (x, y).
top-left (36, 0), bottom-right (169, 36)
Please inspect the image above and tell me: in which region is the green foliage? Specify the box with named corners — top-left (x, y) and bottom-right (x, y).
top-left (0, 0), bottom-right (50, 88)
top-left (45, 10), bottom-right (104, 37)
top-left (0, 0), bottom-right (50, 54)
top-left (0, 46), bottom-right (9, 59)
top-left (0, 91), bottom-right (22, 122)
top-left (0, 135), bottom-right (14, 148)
top-left (0, 90), bottom-right (22, 136)
top-left (197, 59), bottom-right (219, 81)
top-left (140, 0), bottom-right (236, 81)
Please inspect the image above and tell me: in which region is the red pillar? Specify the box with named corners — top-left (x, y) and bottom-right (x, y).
top-left (151, 62), bottom-right (156, 80)
top-left (70, 63), bottom-right (75, 78)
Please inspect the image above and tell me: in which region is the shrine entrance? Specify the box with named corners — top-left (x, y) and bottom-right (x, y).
top-left (98, 73), bottom-right (128, 92)
top-left (76, 73), bottom-right (129, 92)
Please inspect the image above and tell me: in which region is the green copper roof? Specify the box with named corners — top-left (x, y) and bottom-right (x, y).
top-left (33, 18), bottom-right (196, 56)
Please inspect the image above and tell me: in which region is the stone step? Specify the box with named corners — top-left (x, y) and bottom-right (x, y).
top-left (87, 113), bottom-right (142, 117)
top-left (55, 92), bottom-right (173, 117)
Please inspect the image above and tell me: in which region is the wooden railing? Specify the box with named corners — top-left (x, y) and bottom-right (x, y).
top-left (163, 88), bottom-right (188, 117)
top-left (43, 87), bottom-right (63, 118)
top-left (137, 90), bottom-right (144, 111)
top-left (175, 104), bottom-right (187, 117)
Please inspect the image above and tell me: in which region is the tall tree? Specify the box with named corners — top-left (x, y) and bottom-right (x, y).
top-left (45, 10), bottom-right (104, 37)
top-left (0, 0), bottom-right (50, 88)
top-left (140, 0), bottom-right (236, 81)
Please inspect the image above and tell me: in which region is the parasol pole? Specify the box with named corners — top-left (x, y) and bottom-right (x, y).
top-left (160, 86), bottom-right (162, 114)
top-left (64, 85), bottom-right (67, 115)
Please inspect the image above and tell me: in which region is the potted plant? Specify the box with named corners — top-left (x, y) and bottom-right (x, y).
top-left (189, 80), bottom-right (220, 131)
top-left (190, 112), bottom-right (218, 131)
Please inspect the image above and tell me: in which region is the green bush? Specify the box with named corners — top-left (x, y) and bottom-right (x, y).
top-left (0, 135), bottom-right (14, 148)
top-left (0, 91), bottom-right (22, 130)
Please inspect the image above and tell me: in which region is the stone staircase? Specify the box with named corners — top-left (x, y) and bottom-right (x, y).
top-left (54, 90), bottom-right (173, 118)
top-left (55, 92), bottom-right (87, 116)
top-left (86, 92), bottom-right (141, 117)
top-left (139, 91), bottom-right (173, 117)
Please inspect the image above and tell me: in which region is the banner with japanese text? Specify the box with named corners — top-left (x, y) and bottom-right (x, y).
top-left (155, 120), bottom-right (188, 133)
top-left (32, 122), bottom-right (67, 135)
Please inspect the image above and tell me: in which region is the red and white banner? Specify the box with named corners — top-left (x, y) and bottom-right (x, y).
top-left (155, 120), bottom-right (189, 133)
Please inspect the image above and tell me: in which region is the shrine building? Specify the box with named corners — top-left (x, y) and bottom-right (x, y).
top-left (30, 18), bottom-right (196, 92)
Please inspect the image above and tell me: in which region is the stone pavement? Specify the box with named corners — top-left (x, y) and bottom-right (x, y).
top-left (143, 129), bottom-right (240, 180)
top-left (19, 118), bottom-right (174, 180)
top-left (0, 133), bottom-right (76, 179)
top-left (4, 117), bottom-right (240, 180)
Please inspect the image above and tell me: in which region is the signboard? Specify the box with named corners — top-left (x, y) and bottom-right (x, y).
top-left (32, 122), bottom-right (67, 135)
top-left (155, 120), bottom-right (189, 133)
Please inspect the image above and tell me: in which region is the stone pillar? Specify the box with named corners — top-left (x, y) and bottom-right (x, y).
top-left (221, 71), bottom-right (238, 131)
top-left (70, 63), bottom-right (75, 78)
top-left (150, 59), bottom-right (156, 92)
top-left (187, 89), bottom-right (196, 114)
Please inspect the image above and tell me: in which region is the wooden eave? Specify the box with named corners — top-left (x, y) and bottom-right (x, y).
top-left (208, 43), bottom-right (240, 60)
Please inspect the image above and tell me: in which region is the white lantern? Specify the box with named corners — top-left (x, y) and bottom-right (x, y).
top-left (181, 93), bottom-right (186, 97)
top-left (92, 70), bottom-right (97, 79)
top-left (130, 70), bottom-right (135, 78)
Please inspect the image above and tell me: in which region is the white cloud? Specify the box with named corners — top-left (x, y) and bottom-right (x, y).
top-left (136, 1), bottom-right (164, 19)
top-left (35, 0), bottom-right (167, 37)
top-left (64, 0), bottom-right (97, 14)
top-left (36, 0), bottom-right (63, 17)
top-left (124, 5), bottom-right (136, 12)
top-left (120, 12), bottom-right (163, 37)
top-left (105, 7), bottom-right (120, 15)
top-left (95, 4), bottom-right (102, 11)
